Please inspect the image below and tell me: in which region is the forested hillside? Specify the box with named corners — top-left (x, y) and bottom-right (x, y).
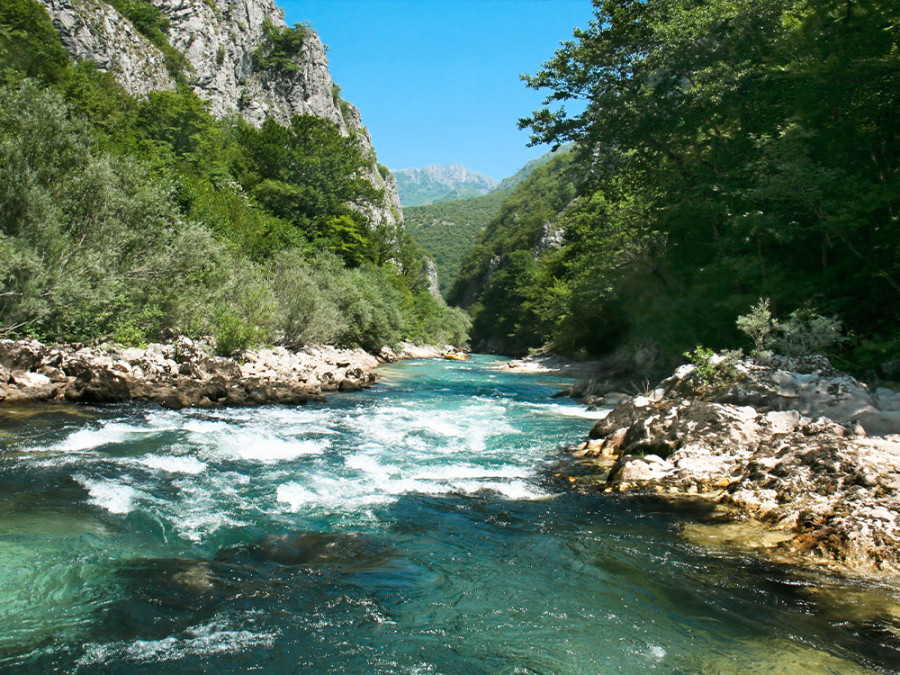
top-left (404, 192), bottom-right (507, 296)
top-left (448, 154), bottom-right (576, 351)
top-left (404, 146), bottom-right (570, 296)
top-left (0, 0), bottom-right (469, 353)
top-left (454, 0), bottom-right (899, 374)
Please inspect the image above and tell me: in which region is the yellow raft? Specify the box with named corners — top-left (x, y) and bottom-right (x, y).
top-left (443, 352), bottom-right (470, 361)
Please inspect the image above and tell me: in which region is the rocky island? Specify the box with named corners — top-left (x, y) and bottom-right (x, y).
top-left (560, 354), bottom-right (900, 579)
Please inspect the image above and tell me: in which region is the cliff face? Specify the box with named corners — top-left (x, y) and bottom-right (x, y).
top-left (39, 0), bottom-right (401, 228)
top-left (43, 0), bottom-right (175, 94)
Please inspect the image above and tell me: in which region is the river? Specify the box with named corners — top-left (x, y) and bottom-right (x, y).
top-left (1, 355), bottom-right (897, 673)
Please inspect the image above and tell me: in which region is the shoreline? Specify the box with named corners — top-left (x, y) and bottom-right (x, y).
top-left (0, 338), bottom-right (445, 410)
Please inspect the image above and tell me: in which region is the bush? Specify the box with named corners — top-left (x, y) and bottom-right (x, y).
top-left (774, 308), bottom-right (844, 356)
top-left (252, 19), bottom-right (307, 73)
top-left (270, 249), bottom-right (347, 346)
top-left (736, 298), bottom-right (778, 355)
top-left (683, 346), bottom-right (744, 388)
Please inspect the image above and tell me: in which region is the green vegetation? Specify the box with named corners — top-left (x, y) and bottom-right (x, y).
top-left (403, 191), bottom-right (507, 295)
top-left (492, 144), bottom-right (571, 193)
top-left (683, 346), bottom-right (744, 388)
top-left (252, 18), bottom-right (308, 73)
top-left (452, 0), bottom-right (899, 373)
top-left (103, 0), bottom-right (188, 78)
top-left (736, 299), bottom-right (844, 358)
top-left (0, 0), bottom-right (71, 84)
top-left (403, 147), bottom-right (571, 296)
top-left (0, 1), bottom-right (469, 352)
top-left (735, 299), bottom-right (778, 356)
top-left (448, 154), bottom-right (577, 352)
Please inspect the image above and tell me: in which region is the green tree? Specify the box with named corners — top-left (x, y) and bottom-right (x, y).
top-left (508, 0), bottom-right (899, 367)
top-left (0, 0), bottom-right (71, 84)
top-left (236, 115), bottom-right (384, 264)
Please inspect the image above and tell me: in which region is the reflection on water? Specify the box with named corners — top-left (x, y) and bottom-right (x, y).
top-left (0, 355), bottom-right (897, 673)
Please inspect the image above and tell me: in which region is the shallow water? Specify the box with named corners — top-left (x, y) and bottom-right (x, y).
top-left (1, 355), bottom-right (898, 673)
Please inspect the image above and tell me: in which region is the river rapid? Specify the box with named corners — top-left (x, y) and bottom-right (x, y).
top-left (1, 355), bottom-right (898, 673)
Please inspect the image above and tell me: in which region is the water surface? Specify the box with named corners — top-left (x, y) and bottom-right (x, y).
top-left (1, 355), bottom-right (898, 673)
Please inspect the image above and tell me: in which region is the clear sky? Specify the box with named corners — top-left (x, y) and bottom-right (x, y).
top-left (280, 0), bottom-right (594, 181)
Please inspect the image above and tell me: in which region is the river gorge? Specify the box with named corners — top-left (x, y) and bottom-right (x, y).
top-left (1, 356), bottom-right (898, 673)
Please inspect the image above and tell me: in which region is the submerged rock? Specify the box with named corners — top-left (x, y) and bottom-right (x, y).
top-left (217, 531), bottom-right (391, 570)
top-left (570, 355), bottom-right (900, 578)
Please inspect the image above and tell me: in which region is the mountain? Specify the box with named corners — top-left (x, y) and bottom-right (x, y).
top-left (39, 0), bottom-right (401, 227)
top-left (393, 163), bottom-right (498, 207)
top-left (404, 191), bottom-right (507, 296)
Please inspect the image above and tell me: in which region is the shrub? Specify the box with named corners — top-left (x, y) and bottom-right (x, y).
top-left (252, 19), bottom-right (307, 72)
top-left (683, 346), bottom-right (744, 388)
top-left (774, 308), bottom-right (844, 356)
top-left (736, 298), bottom-right (778, 355)
top-left (270, 249), bottom-right (347, 346)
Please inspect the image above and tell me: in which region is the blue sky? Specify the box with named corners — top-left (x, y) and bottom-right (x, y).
top-left (280, 0), bottom-right (594, 180)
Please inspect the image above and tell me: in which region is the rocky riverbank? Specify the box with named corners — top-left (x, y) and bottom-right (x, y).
top-left (0, 338), bottom-right (443, 409)
top-left (503, 343), bottom-right (666, 407)
top-left (561, 354), bottom-right (900, 579)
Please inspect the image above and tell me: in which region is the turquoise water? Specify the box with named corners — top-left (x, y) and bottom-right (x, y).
top-left (0, 355), bottom-right (898, 673)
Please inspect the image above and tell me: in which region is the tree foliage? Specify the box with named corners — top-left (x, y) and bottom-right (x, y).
top-left (457, 0), bottom-right (899, 368)
top-left (0, 6), bottom-right (468, 351)
top-left (252, 19), bottom-right (309, 73)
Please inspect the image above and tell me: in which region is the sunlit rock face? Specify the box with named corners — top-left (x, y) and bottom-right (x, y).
top-left (42, 0), bottom-right (175, 95)
top-left (39, 0), bottom-right (402, 228)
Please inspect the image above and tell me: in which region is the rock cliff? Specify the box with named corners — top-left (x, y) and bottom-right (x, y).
top-left (39, 0), bottom-right (401, 228)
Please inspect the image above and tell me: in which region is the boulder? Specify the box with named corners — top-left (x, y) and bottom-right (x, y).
top-left (0, 339), bottom-right (42, 371)
top-left (9, 370), bottom-right (51, 388)
top-left (4, 382), bottom-right (61, 403)
top-left (66, 369), bottom-right (131, 403)
top-left (1, 337), bottom-right (377, 409)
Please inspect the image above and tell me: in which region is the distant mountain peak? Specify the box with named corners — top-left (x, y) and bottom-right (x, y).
top-left (394, 164), bottom-right (498, 207)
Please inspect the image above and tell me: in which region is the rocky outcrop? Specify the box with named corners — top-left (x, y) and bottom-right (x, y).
top-left (424, 256), bottom-right (440, 299)
top-left (43, 0), bottom-right (175, 94)
top-left (565, 355), bottom-right (900, 578)
top-left (0, 337), bottom-right (381, 409)
top-left (511, 342), bottom-right (663, 404)
top-left (39, 0), bottom-right (402, 229)
top-left (378, 342), bottom-right (446, 362)
top-left (532, 221), bottom-right (565, 258)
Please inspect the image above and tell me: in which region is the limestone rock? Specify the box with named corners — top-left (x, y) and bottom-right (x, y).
top-left (0, 337), bottom-right (382, 408)
top-left (42, 0), bottom-right (174, 96)
top-left (579, 354), bottom-right (900, 577)
top-left (424, 256), bottom-right (440, 299)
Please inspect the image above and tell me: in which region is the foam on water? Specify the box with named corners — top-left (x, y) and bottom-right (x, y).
top-left (276, 479), bottom-right (393, 513)
top-left (217, 432), bottom-right (329, 463)
top-left (169, 474), bottom-right (252, 541)
top-left (52, 424), bottom-right (147, 452)
top-left (75, 476), bottom-right (139, 514)
top-left (80, 619), bottom-right (278, 665)
top-left (526, 402), bottom-right (612, 419)
top-left (136, 454), bottom-right (207, 475)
